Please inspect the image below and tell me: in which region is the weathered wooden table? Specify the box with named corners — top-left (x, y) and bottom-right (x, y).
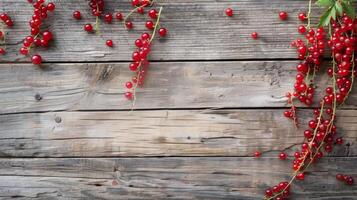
top-left (0, 0), bottom-right (356, 199)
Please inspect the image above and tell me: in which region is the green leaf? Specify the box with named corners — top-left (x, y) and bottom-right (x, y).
top-left (316, 0), bottom-right (334, 7)
top-left (335, 2), bottom-right (343, 16)
top-left (318, 7), bottom-right (336, 27)
top-left (341, 1), bottom-right (356, 18)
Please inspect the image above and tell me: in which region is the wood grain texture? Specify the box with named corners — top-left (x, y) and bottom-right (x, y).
top-left (0, 109), bottom-right (356, 157)
top-left (0, 0), bottom-right (321, 62)
top-left (1, 61), bottom-right (357, 114)
top-left (0, 157), bottom-right (356, 199)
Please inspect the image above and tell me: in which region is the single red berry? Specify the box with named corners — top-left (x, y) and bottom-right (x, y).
top-left (345, 176), bottom-right (354, 185)
top-left (42, 31), bottom-right (53, 41)
top-left (125, 21), bottom-right (133, 29)
top-left (104, 13), bottom-right (113, 23)
top-left (0, 13), bottom-right (9, 21)
top-left (298, 25), bottom-right (306, 34)
top-left (296, 172), bottom-right (305, 180)
top-left (47, 3), bottom-right (55, 11)
top-left (5, 19), bottom-right (13, 27)
top-left (0, 31), bottom-right (3, 38)
top-left (336, 137), bottom-right (344, 145)
top-left (125, 92), bottom-right (133, 100)
top-left (125, 82), bottom-right (133, 89)
top-left (137, 7), bottom-right (144, 14)
top-left (159, 28), bottom-right (167, 37)
top-left (0, 48), bottom-right (5, 55)
top-left (131, 0), bottom-right (140, 6)
top-left (106, 39), bottom-right (113, 47)
top-left (148, 9), bottom-right (157, 19)
top-left (279, 11), bottom-right (288, 20)
top-left (279, 152), bottom-right (287, 160)
top-left (116, 12), bottom-right (123, 21)
top-left (254, 151), bottom-right (261, 158)
top-left (135, 39), bottom-right (143, 48)
top-left (145, 20), bottom-right (154, 29)
top-left (31, 55), bottom-right (42, 65)
top-left (73, 11), bottom-right (81, 20)
top-left (84, 24), bottom-right (93, 32)
top-left (141, 32), bottom-right (150, 40)
top-left (225, 8), bottom-right (233, 17)
top-left (132, 51), bottom-right (141, 61)
top-left (251, 32), bottom-right (258, 39)
top-left (298, 13), bottom-right (307, 21)
top-left (336, 174), bottom-right (345, 181)
top-left (265, 189), bottom-right (273, 197)
top-left (20, 47), bottom-right (29, 55)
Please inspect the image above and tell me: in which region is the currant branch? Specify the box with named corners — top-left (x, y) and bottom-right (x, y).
top-left (264, 0), bottom-right (356, 199)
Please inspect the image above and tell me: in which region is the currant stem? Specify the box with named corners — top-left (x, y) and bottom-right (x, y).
top-left (306, 0), bottom-right (313, 29)
top-left (150, 6), bottom-right (163, 43)
top-left (95, 4), bottom-right (100, 34)
top-left (123, 0), bottom-right (156, 27)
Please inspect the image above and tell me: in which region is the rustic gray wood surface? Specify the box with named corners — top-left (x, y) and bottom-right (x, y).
top-left (0, 109), bottom-right (356, 157)
top-left (1, 62), bottom-right (356, 114)
top-left (0, 158), bottom-right (356, 199)
top-left (0, 0), bottom-right (356, 199)
top-left (0, 0), bottom-right (322, 62)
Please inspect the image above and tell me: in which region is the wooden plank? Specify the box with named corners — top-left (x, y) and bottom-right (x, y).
top-left (0, 157), bottom-right (356, 199)
top-left (0, 0), bottom-right (320, 62)
top-left (1, 62), bottom-right (356, 114)
top-left (0, 109), bottom-right (356, 157)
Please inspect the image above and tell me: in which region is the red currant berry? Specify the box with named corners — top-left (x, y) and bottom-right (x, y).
top-left (279, 152), bottom-right (287, 160)
top-left (159, 28), bottom-right (167, 37)
top-left (31, 54), bottom-right (42, 65)
top-left (225, 8), bottom-right (233, 17)
top-left (148, 9), bottom-right (157, 19)
top-left (125, 92), bottom-right (133, 100)
top-left (84, 24), bottom-right (93, 32)
top-left (131, 0), bottom-right (140, 6)
top-left (42, 31), bottom-right (53, 41)
top-left (141, 32), bottom-right (150, 40)
top-left (116, 12), bottom-right (123, 21)
top-left (0, 48), bottom-right (5, 55)
top-left (73, 11), bottom-right (81, 20)
top-left (47, 3), bottom-right (55, 11)
top-left (125, 82), bottom-right (133, 89)
top-left (336, 137), bottom-right (343, 145)
top-left (336, 174), bottom-right (345, 181)
top-left (279, 11), bottom-right (288, 20)
top-left (125, 21), bottom-right (133, 30)
top-left (106, 39), bottom-right (113, 47)
top-left (265, 189), bottom-right (273, 197)
top-left (20, 47), bottom-right (29, 55)
top-left (145, 20), bottom-right (154, 29)
top-left (251, 32), bottom-right (258, 39)
top-left (137, 7), bottom-right (144, 14)
top-left (298, 13), bottom-right (307, 21)
top-left (298, 25), bottom-right (307, 34)
top-left (104, 13), bottom-right (113, 23)
top-left (296, 172), bottom-right (305, 180)
top-left (254, 151), bottom-right (261, 158)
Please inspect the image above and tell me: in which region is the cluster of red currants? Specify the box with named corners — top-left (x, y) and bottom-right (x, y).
top-left (328, 14), bottom-right (357, 104)
top-left (265, 181), bottom-right (290, 200)
top-left (124, 2), bottom-right (167, 100)
top-left (284, 17), bottom-right (327, 126)
top-left (0, 13), bottom-right (14, 55)
top-left (336, 173), bottom-right (354, 185)
top-left (20, 0), bottom-right (56, 65)
top-left (265, 12), bottom-right (356, 200)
